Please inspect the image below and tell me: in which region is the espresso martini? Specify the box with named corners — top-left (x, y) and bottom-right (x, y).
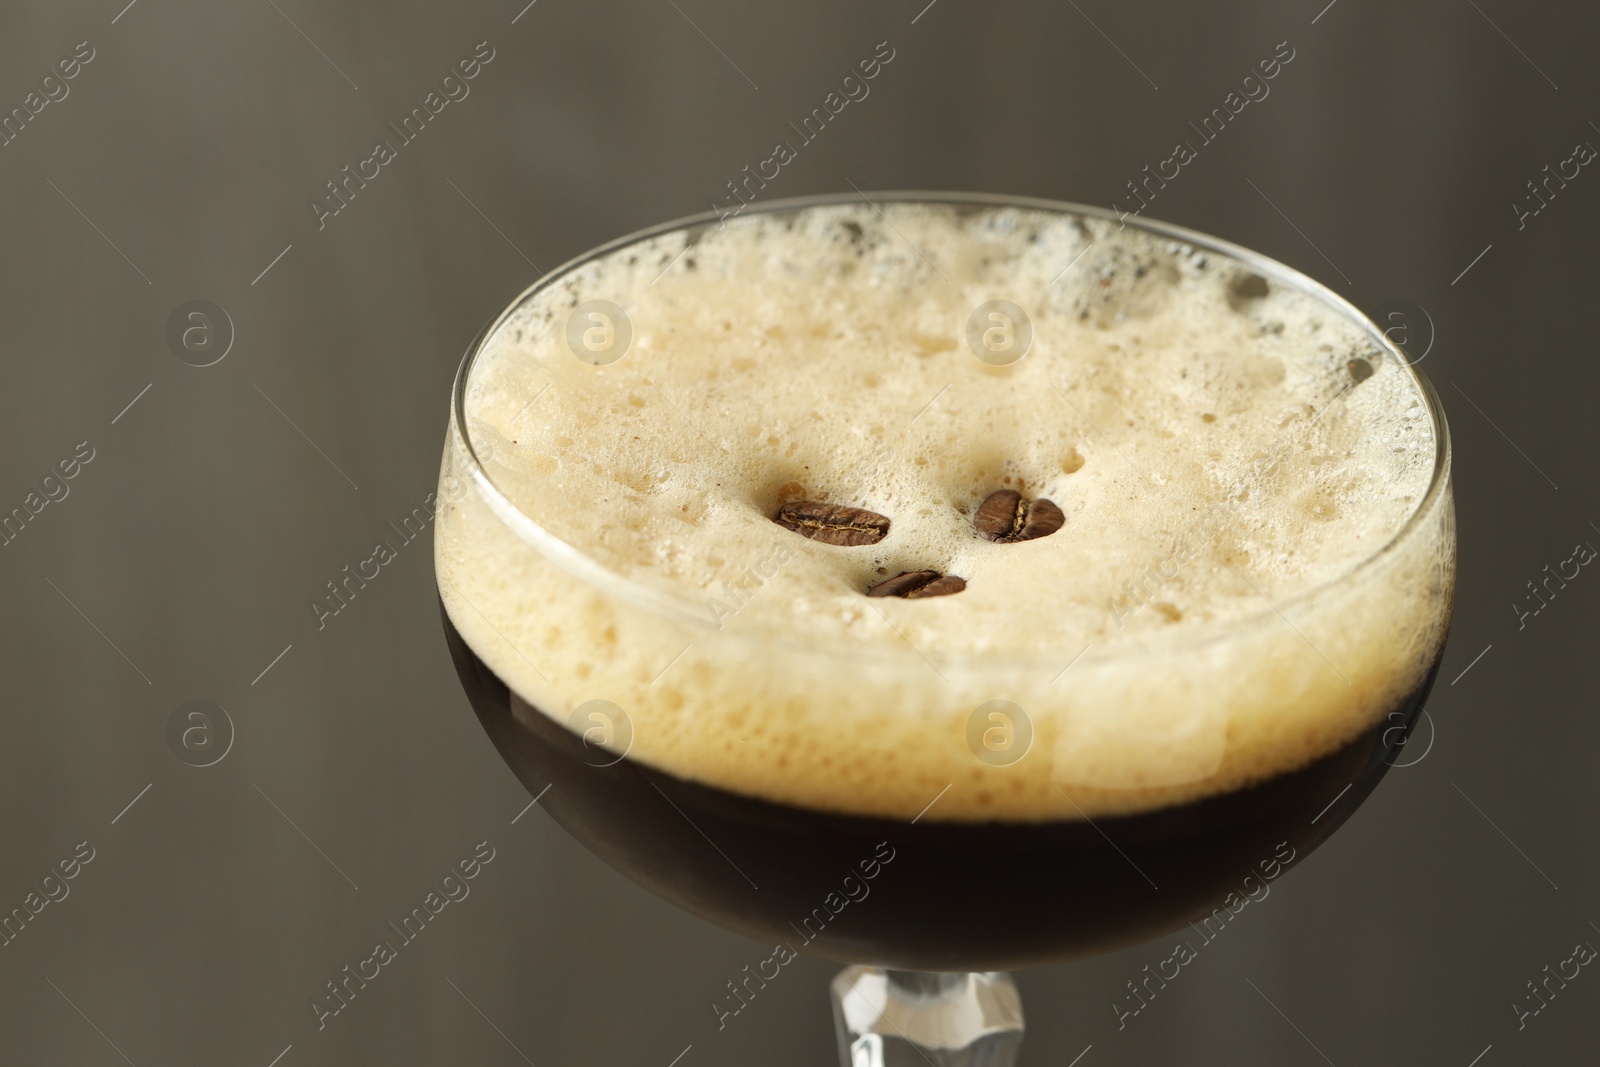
top-left (435, 196), bottom-right (1453, 972)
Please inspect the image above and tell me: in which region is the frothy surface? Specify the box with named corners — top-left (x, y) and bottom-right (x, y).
top-left (437, 200), bottom-right (1454, 821)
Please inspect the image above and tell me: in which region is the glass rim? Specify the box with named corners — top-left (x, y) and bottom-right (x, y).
top-left (446, 189), bottom-right (1452, 667)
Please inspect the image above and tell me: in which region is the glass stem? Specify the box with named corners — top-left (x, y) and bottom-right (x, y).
top-left (831, 967), bottom-right (1024, 1067)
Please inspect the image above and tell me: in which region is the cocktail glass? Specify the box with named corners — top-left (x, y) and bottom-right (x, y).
top-left (435, 193), bottom-right (1455, 1066)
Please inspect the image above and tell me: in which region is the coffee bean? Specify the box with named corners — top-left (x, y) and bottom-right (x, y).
top-left (974, 489), bottom-right (1065, 543)
top-left (774, 501), bottom-right (890, 546)
top-left (906, 575), bottom-right (968, 598)
top-left (974, 490), bottom-right (1023, 540)
top-left (866, 570), bottom-right (937, 597)
top-left (1015, 498), bottom-right (1066, 542)
top-left (867, 571), bottom-right (967, 598)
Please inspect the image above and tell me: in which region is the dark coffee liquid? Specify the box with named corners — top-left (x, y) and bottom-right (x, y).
top-left (445, 606), bottom-right (1441, 971)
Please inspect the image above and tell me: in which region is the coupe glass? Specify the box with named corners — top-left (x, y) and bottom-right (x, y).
top-left (435, 193), bottom-right (1455, 1066)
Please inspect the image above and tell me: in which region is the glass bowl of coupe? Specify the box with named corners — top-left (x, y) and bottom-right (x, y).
top-left (435, 192), bottom-right (1454, 1067)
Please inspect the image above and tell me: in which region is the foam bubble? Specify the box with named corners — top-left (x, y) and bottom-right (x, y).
top-left (437, 201), bottom-right (1453, 821)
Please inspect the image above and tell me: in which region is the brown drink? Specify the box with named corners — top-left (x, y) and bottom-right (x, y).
top-left (445, 608), bottom-right (1442, 971)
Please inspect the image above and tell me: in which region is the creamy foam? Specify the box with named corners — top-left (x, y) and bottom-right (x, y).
top-left (436, 199), bottom-right (1454, 821)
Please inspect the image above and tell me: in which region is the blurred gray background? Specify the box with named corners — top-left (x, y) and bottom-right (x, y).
top-left (0, 0), bottom-right (1595, 1064)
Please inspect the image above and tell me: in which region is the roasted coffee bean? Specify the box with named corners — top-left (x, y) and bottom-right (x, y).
top-left (867, 571), bottom-right (967, 598)
top-left (906, 575), bottom-right (968, 598)
top-left (974, 489), bottom-right (1065, 543)
top-left (866, 570), bottom-right (938, 597)
top-left (1014, 498), bottom-right (1066, 542)
top-left (974, 490), bottom-right (1024, 541)
top-left (774, 501), bottom-right (890, 546)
